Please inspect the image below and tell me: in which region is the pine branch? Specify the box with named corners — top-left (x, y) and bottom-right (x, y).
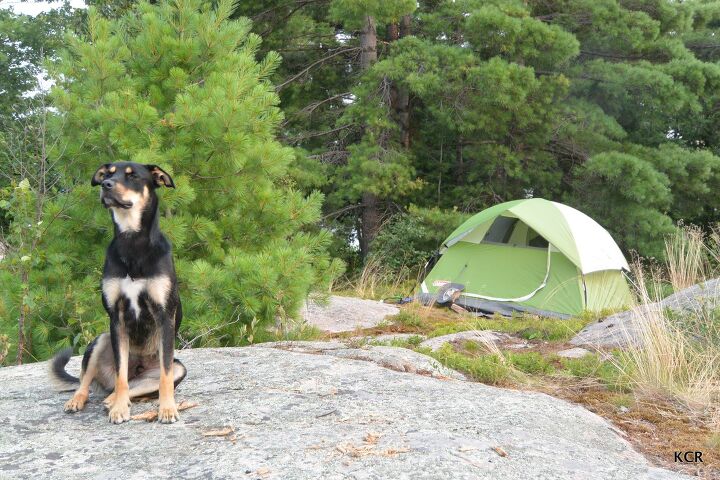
top-left (283, 123), bottom-right (358, 144)
top-left (276, 47), bottom-right (362, 91)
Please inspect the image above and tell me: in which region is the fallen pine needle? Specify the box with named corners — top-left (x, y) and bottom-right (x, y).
top-left (363, 432), bottom-right (381, 444)
top-left (382, 447), bottom-right (409, 456)
top-left (177, 400), bottom-right (199, 411)
top-left (202, 426), bottom-right (235, 437)
top-left (130, 400), bottom-right (199, 422)
top-left (335, 442), bottom-right (409, 458)
top-left (492, 446), bottom-right (508, 457)
top-left (131, 410), bottom-right (158, 422)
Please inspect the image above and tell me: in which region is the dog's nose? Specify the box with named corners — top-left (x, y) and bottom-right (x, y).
top-left (102, 179), bottom-right (115, 190)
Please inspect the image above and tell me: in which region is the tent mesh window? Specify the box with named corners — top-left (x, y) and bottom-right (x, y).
top-left (482, 216), bottom-right (548, 249)
top-left (482, 216), bottom-right (518, 243)
top-left (527, 230), bottom-right (548, 248)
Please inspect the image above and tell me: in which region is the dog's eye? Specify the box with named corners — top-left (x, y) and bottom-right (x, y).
top-left (126, 172), bottom-right (137, 179)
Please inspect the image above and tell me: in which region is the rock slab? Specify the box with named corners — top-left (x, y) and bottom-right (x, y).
top-left (419, 330), bottom-right (512, 352)
top-left (257, 341), bottom-right (465, 380)
top-left (300, 295), bottom-right (400, 332)
top-left (556, 347), bottom-right (592, 359)
top-left (0, 345), bottom-right (689, 480)
top-left (571, 279), bottom-right (720, 348)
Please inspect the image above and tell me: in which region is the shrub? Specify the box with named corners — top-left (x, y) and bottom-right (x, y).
top-left (370, 206), bottom-right (470, 273)
top-left (0, 0), bottom-right (343, 364)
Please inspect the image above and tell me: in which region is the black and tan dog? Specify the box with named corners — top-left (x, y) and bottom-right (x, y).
top-left (50, 162), bottom-right (186, 423)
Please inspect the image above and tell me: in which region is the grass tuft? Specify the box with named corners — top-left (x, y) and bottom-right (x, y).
top-left (420, 345), bottom-right (519, 385)
top-left (427, 315), bottom-right (589, 342)
top-left (614, 228), bottom-right (720, 422)
top-left (560, 353), bottom-right (631, 392)
top-left (332, 255), bottom-right (416, 300)
top-left (392, 310), bottom-right (424, 328)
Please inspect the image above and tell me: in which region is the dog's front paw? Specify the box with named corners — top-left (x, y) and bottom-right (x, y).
top-left (157, 404), bottom-right (179, 424)
top-left (64, 392), bottom-right (88, 413)
top-left (107, 397), bottom-right (131, 424)
top-left (103, 392), bottom-right (116, 409)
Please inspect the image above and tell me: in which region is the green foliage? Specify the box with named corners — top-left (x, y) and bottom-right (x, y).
top-left (239, 0), bottom-right (720, 259)
top-left (421, 344), bottom-right (517, 384)
top-left (464, 5), bottom-right (580, 69)
top-left (330, 0), bottom-right (416, 29)
top-left (392, 309), bottom-right (423, 328)
top-left (560, 353), bottom-right (631, 392)
top-left (370, 206), bottom-right (470, 272)
top-left (504, 351), bottom-right (555, 375)
top-left (0, 5), bottom-right (83, 122)
top-left (427, 314), bottom-right (590, 342)
top-left (423, 345), bottom-right (554, 382)
top-left (0, 0), bottom-right (342, 364)
top-left (570, 151), bottom-right (675, 257)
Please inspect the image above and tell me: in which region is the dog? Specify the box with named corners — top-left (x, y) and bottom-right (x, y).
top-left (50, 162), bottom-right (186, 424)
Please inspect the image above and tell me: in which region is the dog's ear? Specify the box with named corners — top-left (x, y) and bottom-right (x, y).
top-left (91, 164), bottom-right (110, 186)
top-left (146, 165), bottom-right (175, 188)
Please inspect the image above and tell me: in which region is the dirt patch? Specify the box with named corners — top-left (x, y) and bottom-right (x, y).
top-left (534, 379), bottom-right (719, 478)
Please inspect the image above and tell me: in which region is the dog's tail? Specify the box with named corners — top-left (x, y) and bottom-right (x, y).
top-left (49, 348), bottom-right (79, 390)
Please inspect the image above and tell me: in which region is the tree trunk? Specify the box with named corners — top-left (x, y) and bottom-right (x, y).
top-left (456, 140), bottom-right (465, 186)
top-left (17, 270), bottom-right (28, 365)
top-left (387, 17), bottom-right (411, 149)
top-left (359, 16), bottom-right (377, 68)
top-left (360, 191), bottom-right (381, 259)
top-left (397, 15), bottom-right (411, 148)
top-left (359, 16), bottom-right (380, 260)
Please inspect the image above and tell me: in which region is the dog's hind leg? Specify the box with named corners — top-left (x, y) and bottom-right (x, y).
top-left (64, 333), bottom-right (110, 413)
top-left (125, 359), bottom-right (187, 399)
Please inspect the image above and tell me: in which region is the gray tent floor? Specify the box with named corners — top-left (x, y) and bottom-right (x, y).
top-left (418, 293), bottom-right (571, 319)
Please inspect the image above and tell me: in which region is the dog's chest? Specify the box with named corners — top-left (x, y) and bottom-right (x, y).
top-left (102, 275), bottom-right (171, 317)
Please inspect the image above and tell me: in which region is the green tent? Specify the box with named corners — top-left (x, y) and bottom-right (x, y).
top-left (420, 198), bottom-right (634, 318)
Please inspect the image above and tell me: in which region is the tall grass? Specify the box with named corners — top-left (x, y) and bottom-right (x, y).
top-left (618, 227), bottom-right (720, 425)
top-left (665, 225), bottom-right (707, 291)
top-left (333, 255), bottom-right (419, 299)
top-left (0, 334), bottom-right (8, 364)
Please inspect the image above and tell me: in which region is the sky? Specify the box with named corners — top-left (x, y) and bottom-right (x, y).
top-left (0, 0), bottom-right (86, 16)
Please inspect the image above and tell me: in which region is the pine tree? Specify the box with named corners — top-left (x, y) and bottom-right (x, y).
top-left (236, 0), bottom-right (720, 262)
top-left (328, 0), bottom-right (418, 259)
top-left (0, 0), bottom-right (342, 364)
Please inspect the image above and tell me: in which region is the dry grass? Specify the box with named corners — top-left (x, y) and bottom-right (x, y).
top-left (614, 227), bottom-right (720, 432)
top-left (0, 334), bottom-right (8, 364)
top-left (333, 255), bottom-right (417, 300)
top-left (665, 225), bottom-right (707, 291)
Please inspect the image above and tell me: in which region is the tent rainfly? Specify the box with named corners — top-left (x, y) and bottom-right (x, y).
top-left (420, 198), bottom-right (634, 318)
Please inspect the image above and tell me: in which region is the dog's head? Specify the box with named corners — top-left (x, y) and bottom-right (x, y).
top-left (91, 162), bottom-right (174, 210)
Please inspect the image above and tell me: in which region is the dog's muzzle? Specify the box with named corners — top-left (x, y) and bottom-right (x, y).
top-left (100, 184), bottom-right (133, 209)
